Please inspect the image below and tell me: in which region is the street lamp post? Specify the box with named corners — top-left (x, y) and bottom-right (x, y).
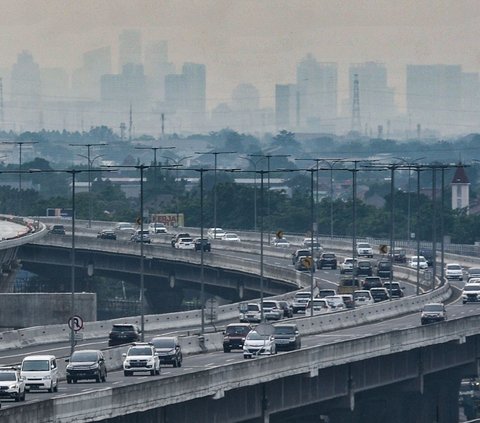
top-left (194, 151), bottom-right (236, 238)
top-left (241, 156), bottom-right (266, 231)
top-left (2, 141), bottom-right (38, 215)
top-left (69, 143), bottom-right (107, 228)
top-left (159, 155), bottom-right (194, 227)
top-left (135, 146), bottom-right (175, 186)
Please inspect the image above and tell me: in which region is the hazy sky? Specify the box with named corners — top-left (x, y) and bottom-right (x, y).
top-left (1, 0), bottom-right (480, 110)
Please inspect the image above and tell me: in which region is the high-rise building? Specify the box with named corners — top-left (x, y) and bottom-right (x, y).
top-left (182, 63), bottom-right (206, 115)
top-left (275, 84), bottom-right (297, 130)
top-left (231, 83), bottom-right (260, 132)
top-left (145, 41), bottom-right (175, 101)
top-left (72, 47), bottom-right (111, 100)
top-left (406, 64), bottom-right (462, 135)
top-left (461, 72), bottom-right (480, 129)
top-left (41, 68), bottom-right (69, 99)
top-left (296, 54), bottom-right (337, 132)
top-left (164, 74), bottom-right (186, 112)
top-left (10, 51), bottom-right (41, 131)
top-left (118, 30), bottom-right (142, 71)
top-left (345, 62), bottom-right (395, 134)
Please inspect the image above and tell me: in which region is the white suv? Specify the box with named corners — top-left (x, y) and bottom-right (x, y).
top-left (462, 282), bottom-right (480, 304)
top-left (207, 227), bottom-right (226, 239)
top-left (445, 263), bottom-right (463, 280)
top-left (0, 367), bottom-right (25, 402)
top-left (356, 242), bottom-right (373, 258)
top-left (122, 343), bottom-right (160, 376)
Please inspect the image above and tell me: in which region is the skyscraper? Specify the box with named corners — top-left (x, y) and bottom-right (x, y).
top-left (275, 84), bottom-right (297, 130)
top-left (118, 30), bottom-right (142, 71)
top-left (10, 51), bottom-right (41, 130)
top-left (346, 62), bottom-right (395, 134)
top-left (296, 54), bottom-right (337, 132)
top-left (406, 64), bottom-right (462, 135)
top-left (72, 47), bottom-right (112, 100)
top-left (145, 41), bottom-right (175, 101)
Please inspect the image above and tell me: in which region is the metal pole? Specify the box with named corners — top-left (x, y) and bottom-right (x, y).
top-left (70, 170), bottom-right (76, 355)
top-left (440, 167), bottom-right (445, 284)
top-left (87, 145), bottom-right (92, 228)
top-left (18, 143), bottom-right (22, 215)
top-left (407, 167), bottom-right (411, 240)
top-left (310, 170), bottom-right (315, 317)
top-left (432, 167), bottom-right (437, 291)
top-left (352, 164), bottom-right (358, 275)
top-left (140, 166), bottom-right (145, 341)
top-left (389, 165), bottom-right (395, 299)
top-left (213, 153), bottom-right (218, 237)
top-left (260, 171), bottom-right (265, 322)
top-left (267, 156), bottom-right (271, 245)
top-left (416, 167), bottom-right (421, 295)
top-left (330, 166), bottom-right (334, 239)
top-left (200, 169), bottom-right (205, 334)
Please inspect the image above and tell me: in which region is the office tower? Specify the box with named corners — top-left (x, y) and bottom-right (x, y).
top-left (275, 84), bottom-right (297, 130)
top-left (231, 83), bottom-right (260, 132)
top-left (461, 72), bottom-right (480, 129)
top-left (296, 54), bottom-right (337, 132)
top-left (182, 63), bottom-right (206, 115)
top-left (10, 51), bottom-right (41, 131)
top-left (145, 41), bottom-right (175, 100)
top-left (164, 74), bottom-right (186, 112)
top-left (72, 47), bottom-right (112, 100)
top-left (406, 64), bottom-right (462, 135)
top-left (346, 62), bottom-right (395, 134)
top-left (119, 29), bottom-right (142, 71)
top-left (101, 63), bottom-right (148, 105)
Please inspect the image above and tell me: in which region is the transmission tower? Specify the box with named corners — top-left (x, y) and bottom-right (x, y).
top-left (351, 73), bottom-right (361, 133)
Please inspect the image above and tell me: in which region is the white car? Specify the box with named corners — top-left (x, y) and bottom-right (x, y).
top-left (243, 330), bottom-right (276, 358)
top-left (273, 238), bottom-right (290, 248)
top-left (356, 242), bottom-right (373, 258)
top-left (445, 263), bottom-right (463, 280)
top-left (409, 255), bottom-right (428, 269)
top-left (115, 222), bottom-right (135, 234)
top-left (324, 295), bottom-right (346, 311)
top-left (0, 366), bottom-right (26, 402)
top-left (148, 222), bottom-right (168, 234)
top-left (305, 298), bottom-right (332, 314)
top-left (462, 282), bottom-right (480, 304)
top-left (175, 237), bottom-right (195, 250)
top-left (21, 355), bottom-right (59, 393)
top-left (207, 227), bottom-right (226, 239)
top-left (340, 258), bottom-right (358, 274)
top-left (262, 300), bottom-right (283, 321)
top-left (353, 290), bottom-right (374, 307)
top-left (223, 233), bottom-right (241, 242)
top-left (122, 343), bottom-right (160, 376)
top-left (239, 303), bottom-right (261, 323)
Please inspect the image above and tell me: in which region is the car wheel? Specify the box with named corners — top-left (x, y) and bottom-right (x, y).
top-left (48, 384), bottom-right (54, 393)
top-left (173, 359), bottom-right (178, 368)
top-left (101, 371), bottom-right (107, 382)
top-left (67, 378), bottom-right (72, 384)
top-left (72, 379), bottom-right (77, 384)
top-left (54, 382), bottom-right (58, 392)
top-left (95, 373), bottom-right (101, 383)
top-left (178, 359), bottom-right (182, 368)
top-left (150, 369), bottom-right (155, 376)
top-left (15, 393), bottom-right (20, 402)
top-left (21, 390), bottom-right (26, 401)
top-left (124, 371), bottom-right (132, 376)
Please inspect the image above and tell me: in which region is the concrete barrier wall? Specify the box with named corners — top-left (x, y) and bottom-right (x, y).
top-left (2, 313), bottom-right (478, 423)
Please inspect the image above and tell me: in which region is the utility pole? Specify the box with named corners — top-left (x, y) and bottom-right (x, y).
top-left (161, 113), bottom-right (165, 138)
top-left (120, 123), bottom-right (126, 141)
top-left (128, 103), bottom-right (133, 142)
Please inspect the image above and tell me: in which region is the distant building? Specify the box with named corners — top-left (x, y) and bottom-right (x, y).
top-left (275, 84), bottom-right (297, 131)
top-left (145, 40), bottom-right (175, 101)
top-left (343, 62), bottom-right (396, 134)
top-left (10, 51), bottom-right (42, 131)
top-left (118, 30), bottom-right (142, 71)
top-left (451, 163), bottom-right (470, 214)
top-left (296, 54), bottom-right (337, 133)
top-left (406, 64), bottom-right (462, 135)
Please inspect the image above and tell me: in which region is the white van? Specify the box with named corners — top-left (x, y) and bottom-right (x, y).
top-left (21, 355), bottom-right (59, 392)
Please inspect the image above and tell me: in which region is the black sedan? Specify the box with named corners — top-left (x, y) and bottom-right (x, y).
top-left (97, 229), bottom-right (117, 240)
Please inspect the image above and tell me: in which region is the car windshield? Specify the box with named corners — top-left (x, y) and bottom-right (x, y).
top-left (464, 285), bottom-right (480, 291)
top-left (274, 326), bottom-right (295, 335)
top-left (0, 372), bottom-right (16, 381)
top-left (262, 302), bottom-right (277, 308)
top-left (469, 268), bottom-right (480, 274)
top-left (423, 304), bottom-right (444, 312)
top-left (358, 243), bottom-right (370, 248)
top-left (359, 262), bottom-right (370, 267)
top-left (179, 238), bottom-right (193, 242)
top-left (226, 326), bottom-right (249, 336)
top-left (112, 325), bottom-right (134, 332)
top-left (152, 338), bottom-right (175, 348)
top-left (128, 347), bottom-right (152, 356)
top-left (246, 331), bottom-right (267, 341)
top-left (323, 254), bottom-right (335, 258)
top-left (22, 360), bottom-right (49, 371)
top-left (378, 262), bottom-right (390, 269)
top-left (295, 292), bottom-right (311, 299)
top-left (354, 292), bottom-right (370, 299)
top-left (312, 300), bottom-right (328, 307)
top-left (247, 304), bottom-right (259, 311)
top-left (447, 264), bottom-right (461, 270)
top-left (71, 351), bottom-right (98, 362)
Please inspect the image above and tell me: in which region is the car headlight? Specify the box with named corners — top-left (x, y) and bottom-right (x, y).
top-left (43, 375), bottom-right (51, 380)
top-left (9, 384), bottom-right (18, 390)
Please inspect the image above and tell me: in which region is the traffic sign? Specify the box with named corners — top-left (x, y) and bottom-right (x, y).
top-left (68, 315), bottom-right (84, 332)
top-left (276, 230), bottom-right (284, 239)
top-left (379, 245), bottom-right (388, 254)
top-left (302, 257), bottom-right (313, 269)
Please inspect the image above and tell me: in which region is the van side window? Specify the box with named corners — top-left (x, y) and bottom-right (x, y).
top-left (51, 359), bottom-right (57, 369)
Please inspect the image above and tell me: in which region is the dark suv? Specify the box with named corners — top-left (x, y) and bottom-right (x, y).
top-left (194, 237), bottom-right (211, 252)
top-left (50, 224), bottom-right (66, 235)
top-left (273, 324), bottom-right (301, 351)
top-left (171, 232), bottom-right (191, 247)
top-left (383, 282), bottom-right (404, 298)
top-left (66, 349), bottom-right (107, 384)
top-left (108, 324), bottom-right (141, 346)
top-left (356, 260), bottom-right (373, 276)
top-left (362, 276), bottom-right (383, 290)
top-left (316, 252), bottom-right (337, 270)
top-left (223, 323), bottom-right (253, 352)
top-left (151, 336), bottom-right (183, 367)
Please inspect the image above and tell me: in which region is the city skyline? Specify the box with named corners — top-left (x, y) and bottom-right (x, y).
top-left (0, 0), bottom-right (479, 113)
